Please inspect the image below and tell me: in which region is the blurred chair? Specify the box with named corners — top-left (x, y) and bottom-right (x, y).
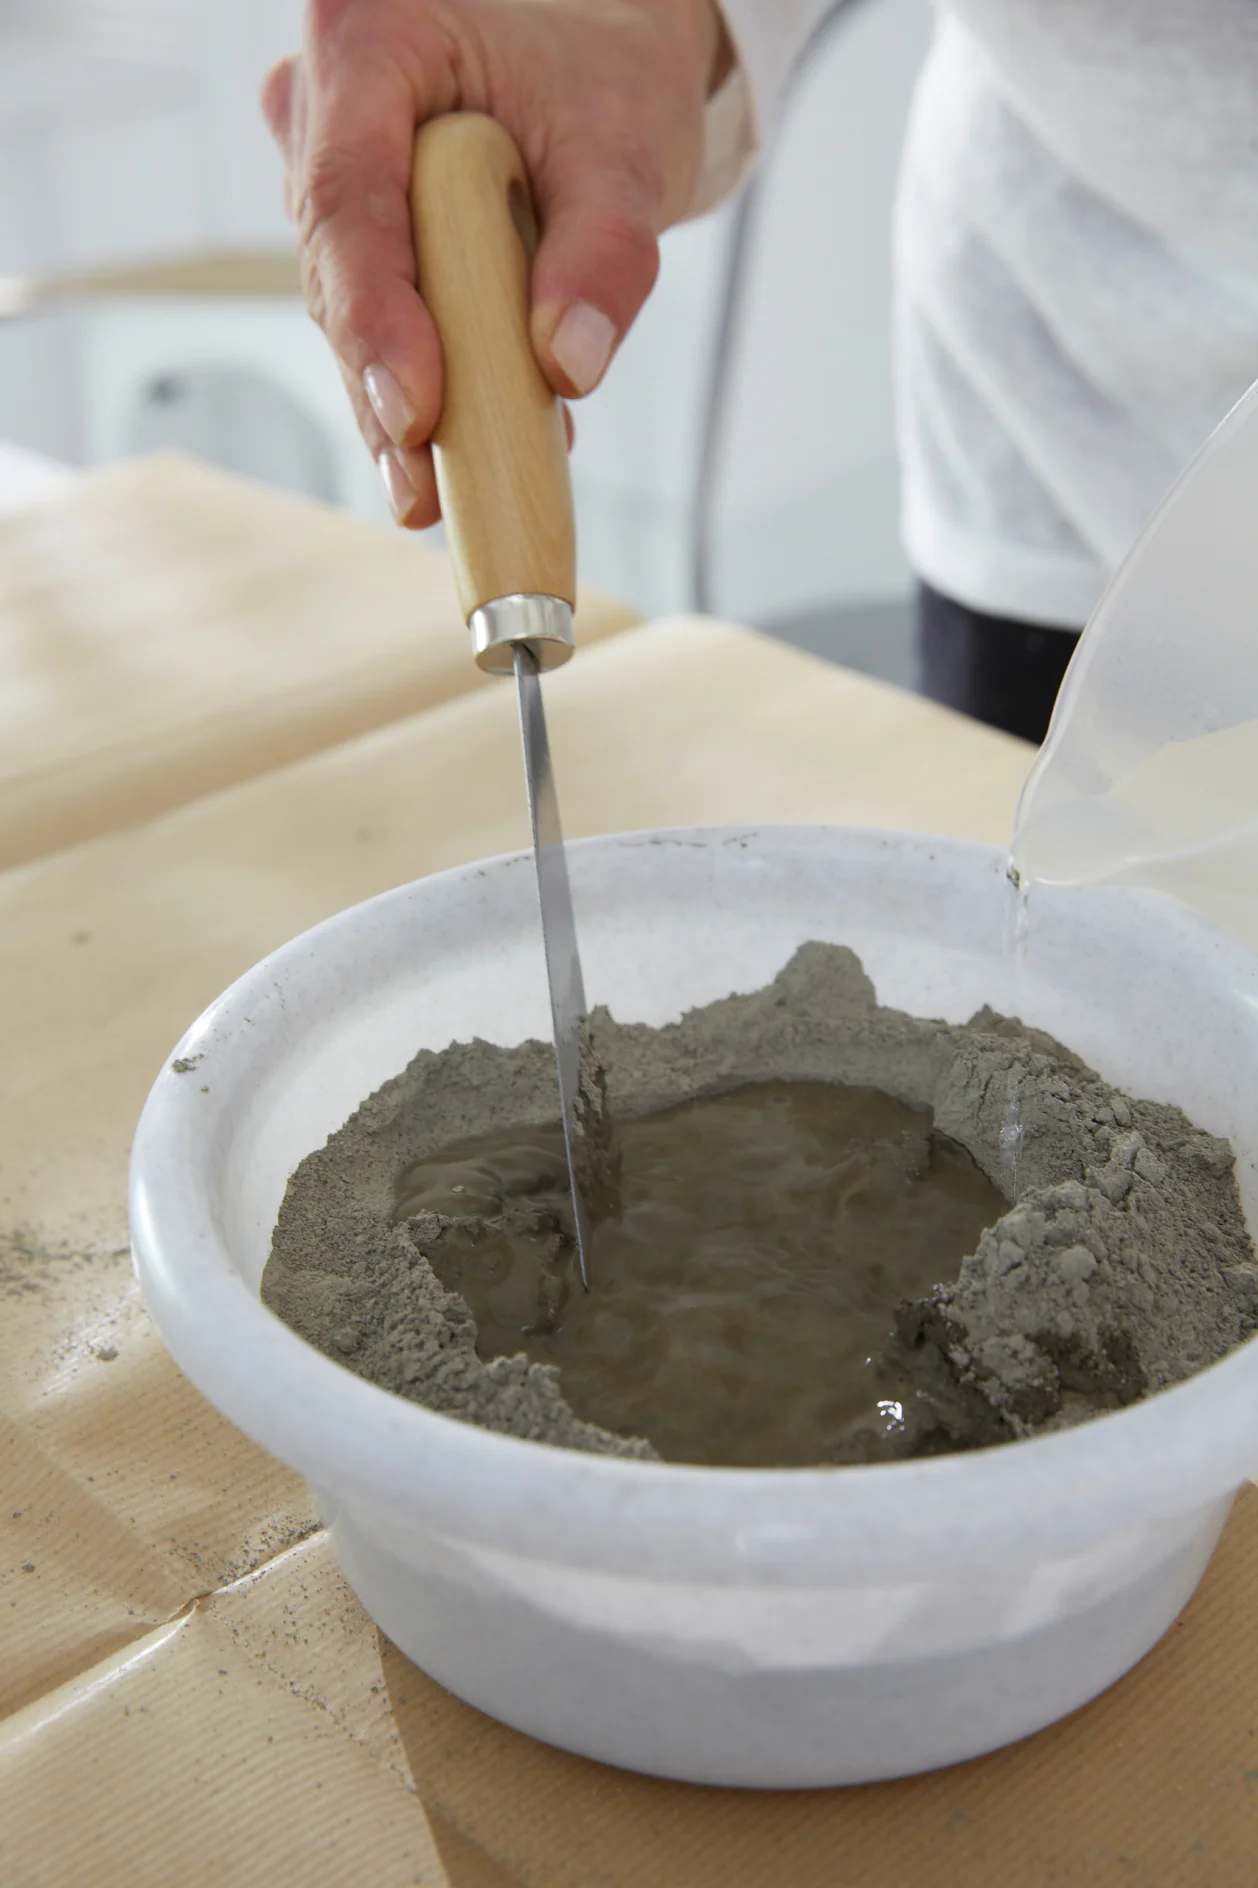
top-left (78, 287), bottom-right (390, 522)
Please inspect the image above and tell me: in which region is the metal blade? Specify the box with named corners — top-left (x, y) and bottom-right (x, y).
top-left (514, 644), bottom-right (592, 1289)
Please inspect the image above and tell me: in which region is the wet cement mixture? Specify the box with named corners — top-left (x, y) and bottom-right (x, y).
top-left (263, 943), bottom-right (1258, 1465)
top-left (389, 1082), bottom-right (1007, 1467)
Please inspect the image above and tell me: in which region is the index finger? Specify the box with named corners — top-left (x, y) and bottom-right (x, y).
top-left (297, 62), bottom-right (443, 448)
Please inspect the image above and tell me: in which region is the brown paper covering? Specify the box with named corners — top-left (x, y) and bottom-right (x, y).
top-left (0, 454), bottom-right (636, 870)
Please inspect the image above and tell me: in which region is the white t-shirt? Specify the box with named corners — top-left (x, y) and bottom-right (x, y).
top-left (705, 1), bottom-right (1258, 627)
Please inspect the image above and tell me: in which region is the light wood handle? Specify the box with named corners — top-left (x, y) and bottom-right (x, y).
top-left (411, 113), bottom-right (576, 618)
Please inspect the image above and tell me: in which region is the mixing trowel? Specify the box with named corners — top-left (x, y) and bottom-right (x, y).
top-left (410, 112), bottom-right (593, 1286)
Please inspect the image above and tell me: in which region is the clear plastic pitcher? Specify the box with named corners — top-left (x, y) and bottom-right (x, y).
top-left (1012, 377), bottom-right (1258, 950)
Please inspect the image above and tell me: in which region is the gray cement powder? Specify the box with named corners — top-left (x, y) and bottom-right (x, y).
top-left (262, 943), bottom-right (1258, 1462)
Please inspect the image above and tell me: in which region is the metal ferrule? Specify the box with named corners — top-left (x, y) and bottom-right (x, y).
top-left (469, 593), bottom-right (575, 675)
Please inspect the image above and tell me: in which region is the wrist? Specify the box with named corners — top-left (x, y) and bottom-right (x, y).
top-left (637, 0), bottom-right (734, 97)
top-left (704, 2), bottom-right (735, 95)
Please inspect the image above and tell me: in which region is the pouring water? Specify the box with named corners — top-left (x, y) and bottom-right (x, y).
top-left (1011, 375), bottom-right (1258, 949)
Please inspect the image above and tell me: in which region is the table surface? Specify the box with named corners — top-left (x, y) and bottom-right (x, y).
top-left (0, 451), bottom-right (638, 871)
top-left (0, 456), bottom-right (1253, 1888)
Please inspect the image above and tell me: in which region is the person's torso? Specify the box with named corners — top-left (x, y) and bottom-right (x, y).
top-left (894, 0), bottom-right (1258, 605)
top-left (945, 0), bottom-right (1258, 268)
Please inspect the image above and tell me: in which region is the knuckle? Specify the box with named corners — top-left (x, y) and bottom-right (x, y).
top-left (595, 207), bottom-right (660, 299)
top-left (307, 0), bottom-right (356, 39)
top-left (294, 146), bottom-right (354, 249)
top-left (304, 280), bottom-right (328, 330)
top-left (339, 285), bottom-right (385, 349)
top-left (259, 55), bottom-right (294, 125)
top-left (300, 255), bottom-right (327, 328)
top-left (295, 144), bottom-right (397, 248)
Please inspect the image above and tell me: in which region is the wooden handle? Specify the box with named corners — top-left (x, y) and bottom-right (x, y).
top-left (412, 114), bottom-right (576, 618)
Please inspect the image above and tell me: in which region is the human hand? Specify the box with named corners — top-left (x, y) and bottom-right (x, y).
top-left (262, 0), bottom-right (729, 527)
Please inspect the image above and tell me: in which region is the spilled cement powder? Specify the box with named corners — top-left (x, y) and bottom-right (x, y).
top-left (262, 943), bottom-right (1258, 1463)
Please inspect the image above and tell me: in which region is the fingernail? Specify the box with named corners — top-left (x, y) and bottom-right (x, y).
top-left (377, 446), bottom-right (417, 524)
top-left (364, 363), bottom-right (415, 446)
top-left (550, 302), bottom-right (616, 395)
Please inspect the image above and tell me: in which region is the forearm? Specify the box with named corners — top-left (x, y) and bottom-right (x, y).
top-left (718, 0), bottom-right (835, 128)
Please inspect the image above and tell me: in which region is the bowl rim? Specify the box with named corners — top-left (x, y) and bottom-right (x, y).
top-left (129, 824), bottom-right (1258, 1581)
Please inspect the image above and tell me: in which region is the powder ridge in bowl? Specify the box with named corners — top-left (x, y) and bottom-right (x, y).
top-left (262, 943), bottom-right (1258, 1463)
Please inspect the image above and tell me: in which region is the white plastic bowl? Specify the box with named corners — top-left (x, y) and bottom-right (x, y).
top-left (130, 828), bottom-right (1258, 1788)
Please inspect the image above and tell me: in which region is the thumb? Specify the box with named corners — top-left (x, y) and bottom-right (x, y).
top-left (528, 151), bottom-right (663, 399)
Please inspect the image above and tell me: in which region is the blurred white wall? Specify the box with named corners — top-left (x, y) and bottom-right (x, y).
top-left (0, 0), bottom-right (299, 462)
top-left (572, 0), bottom-right (932, 623)
top-left (0, 0), bottom-right (932, 625)
top-left (0, 0), bottom-right (198, 459)
top-left (713, 0), bottom-right (932, 623)
top-left (188, 0), bottom-right (305, 244)
top-left (0, 0), bottom-right (295, 269)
